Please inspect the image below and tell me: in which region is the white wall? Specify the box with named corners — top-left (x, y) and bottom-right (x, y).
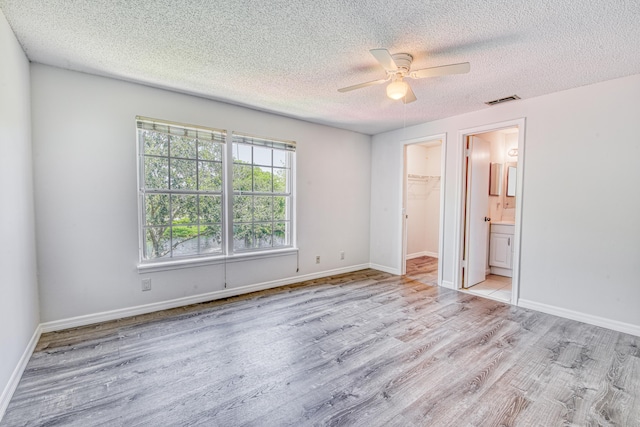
top-left (371, 73), bottom-right (640, 329)
top-left (30, 64), bottom-right (371, 323)
top-left (0, 10), bottom-right (40, 413)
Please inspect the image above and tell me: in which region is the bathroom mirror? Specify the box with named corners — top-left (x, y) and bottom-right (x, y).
top-left (489, 163), bottom-right (502, 196)
top-left (506, 164), bottom-right (517, 197)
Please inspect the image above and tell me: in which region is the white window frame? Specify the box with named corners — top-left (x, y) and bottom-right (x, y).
top-left (136, 117), bottom-right (297, 271)
top-left (136, 116), bottom-right (227, 263)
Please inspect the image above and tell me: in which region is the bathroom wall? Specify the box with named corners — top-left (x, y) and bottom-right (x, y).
top-left (501, 132), bottom-right (518, 221)
top-left (484, 131), bottom-right (518, 223)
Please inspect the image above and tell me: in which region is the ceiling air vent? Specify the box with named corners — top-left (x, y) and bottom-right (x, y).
top-left (485, 95), bottom-right (521, 106)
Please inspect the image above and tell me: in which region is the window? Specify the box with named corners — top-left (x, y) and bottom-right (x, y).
top-left (137, 117), bottom-right (295, 265)
top-left (232, 133), bottom-right (294, 251)
top-left (137, 117), bottom-right (226, 261)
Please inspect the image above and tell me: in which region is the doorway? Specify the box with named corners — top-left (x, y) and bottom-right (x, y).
top-left (402, 136), bottom-right (445, 287)
top-left (456, 120), bottom-right (525, 304)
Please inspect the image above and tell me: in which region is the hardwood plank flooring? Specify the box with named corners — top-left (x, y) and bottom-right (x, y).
top-left (2, 269), bottom-right (639, 426)
top-left (405, 256), bottom-right (438, 286)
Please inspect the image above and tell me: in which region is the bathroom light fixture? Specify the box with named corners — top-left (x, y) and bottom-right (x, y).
top-left (386, 79), bottom-right (409, 100)
top-left (508, 148), bottom-right (518, 157)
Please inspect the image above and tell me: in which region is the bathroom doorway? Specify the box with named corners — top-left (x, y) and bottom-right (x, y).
top-left (402, 136), bottom-right (445, 286)
top-left (457, 120), bottom-right (525, 304)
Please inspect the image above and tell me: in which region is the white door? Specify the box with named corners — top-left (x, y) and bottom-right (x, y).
top-left (464, 136), bottom-right (491, 287)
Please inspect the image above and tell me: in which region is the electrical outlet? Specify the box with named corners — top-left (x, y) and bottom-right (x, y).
top-left (315, 255), bottom-right (321, 264)
top-left (141, 278), bottom-right (152, 291)
top-left (340, 251), bottom-right (345, 260)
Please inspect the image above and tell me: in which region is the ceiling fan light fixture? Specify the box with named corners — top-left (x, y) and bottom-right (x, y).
top-left (386, 79), bottom-right (409, 100)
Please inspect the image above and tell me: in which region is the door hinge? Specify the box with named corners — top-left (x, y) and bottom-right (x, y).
top-left (465, 149), bottom-right (471, 157)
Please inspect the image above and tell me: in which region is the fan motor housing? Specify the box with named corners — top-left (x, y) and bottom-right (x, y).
top-left (391, 53), bottom-right (413, 74)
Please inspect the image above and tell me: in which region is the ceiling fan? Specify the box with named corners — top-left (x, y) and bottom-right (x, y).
top-left (338, 48), bottom-right (470, 103)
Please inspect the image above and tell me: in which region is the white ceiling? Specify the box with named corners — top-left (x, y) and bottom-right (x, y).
top-left (2, 0), bottom-right (639, 135)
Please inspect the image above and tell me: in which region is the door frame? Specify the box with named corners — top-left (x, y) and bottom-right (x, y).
top-left (454, 119), bottom-right (526, 305)
top-left (401, 133), bottom-right (447, 287)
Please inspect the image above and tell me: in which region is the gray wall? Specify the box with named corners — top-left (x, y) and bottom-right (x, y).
top-left (30, 64), bottom-right (372, 323)
top-left (370, 73), bottom-right (640, 330)
top-left (0, 10), bottom-right (40, 412)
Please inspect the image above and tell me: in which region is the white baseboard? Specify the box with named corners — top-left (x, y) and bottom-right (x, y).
top-left (490, 266), bottom-right (512, 277)
top-left (369, 263), bottom-right (401, 275)
top-left (0, 325), bottom-right (42, 420)
top-left (441, 280), bottom-right (456, 290)
top-left (406, 251), bottom-right (438, 260)
top-left (518, 299), bottom-right (640, 337)
top-left (41, 264), bottom-right (371, 333)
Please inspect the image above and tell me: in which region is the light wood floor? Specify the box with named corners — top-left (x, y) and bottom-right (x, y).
top-left (406, 255), bottom-right (513, 303)
top-left (3, 269), bottom-right (639, 426)
top-left (405, 255), bottom-right (438, 286)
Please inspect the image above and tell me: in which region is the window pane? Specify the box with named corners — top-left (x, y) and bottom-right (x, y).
top-left (273, 196), bottom-right (287, 221)
top-left (273, 150), bottom-right (287, 167)
top-left (253, 146), bottom-right (272, 166)
top-left (145, 194), bottom-right (170, 226)
top-left (199, 195), bottom-right (222, 224)
top-left (254, 196), bottom-right (272, 222)
top-left (233, 224), bottom-right (254, 250)
top-left (172, 194), bottom-right (198, 223)
top-left (171, 227), bottom-right (199, 257)
top-left (255, 222), bottom-right (272, 248)
top-left (273, 222), bottom-right (290, 246)
top-left (198, 140), bottom-right (222, 161)
top-left (170, 159), bottom-right (197, 190)
top-left (232, 143), bottom-right (251, 163)
top-left (171, 135), bottom-right (197, 159)
top-left (144, 157), bottom-right (169, 190)
top-left (233, 164), bottom-right (252, 191)
top-left (233, 195), bottom-right (252, 222)
top-left (273, 168), bottom-right (288, 193)
top-left (142, 130), bottom-right (168, 156)
top-left (199, 225), bottom-right (222, 254)
top-left (144, 227), bottom-right (171, 259)
top-left (172, 223), bottom-right (198, 241)
top-left (199, 161), bottom-right (222, 192)
top-left (253, 166), bottom-right (272, 192)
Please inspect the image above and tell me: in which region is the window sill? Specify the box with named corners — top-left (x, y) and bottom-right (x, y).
top-left (137, 247), bottom-right (298, 273)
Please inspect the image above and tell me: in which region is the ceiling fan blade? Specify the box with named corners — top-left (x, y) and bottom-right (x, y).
top-left (370, 48), bottom-right (398, 73)
top-left (338, 78), bottom-right (388, 93)
top-left (410, 62), bottom-right (470, 79)
top-left (403, 84), bottom-right (417, 104)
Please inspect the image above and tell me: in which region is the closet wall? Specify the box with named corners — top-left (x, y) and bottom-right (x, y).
top-left (406, 143), bottom-right (441, 258)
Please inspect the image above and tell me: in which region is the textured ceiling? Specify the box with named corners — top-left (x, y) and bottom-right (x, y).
top-left (1, 0), bottom-right (639, 135)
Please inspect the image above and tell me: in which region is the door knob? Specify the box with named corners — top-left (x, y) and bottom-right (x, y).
top-left (484, 217), bottom-right (491, 222)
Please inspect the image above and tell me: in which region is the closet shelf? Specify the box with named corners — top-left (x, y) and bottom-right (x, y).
top-left (407, 174), bottom-right (441, 181)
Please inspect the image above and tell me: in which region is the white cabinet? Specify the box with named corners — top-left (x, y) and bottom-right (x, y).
top-left (489, 223), bottom-right (514, 277)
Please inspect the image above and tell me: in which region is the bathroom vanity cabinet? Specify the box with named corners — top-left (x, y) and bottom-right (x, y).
top-left (489, 223), bottom-right (514, 277)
